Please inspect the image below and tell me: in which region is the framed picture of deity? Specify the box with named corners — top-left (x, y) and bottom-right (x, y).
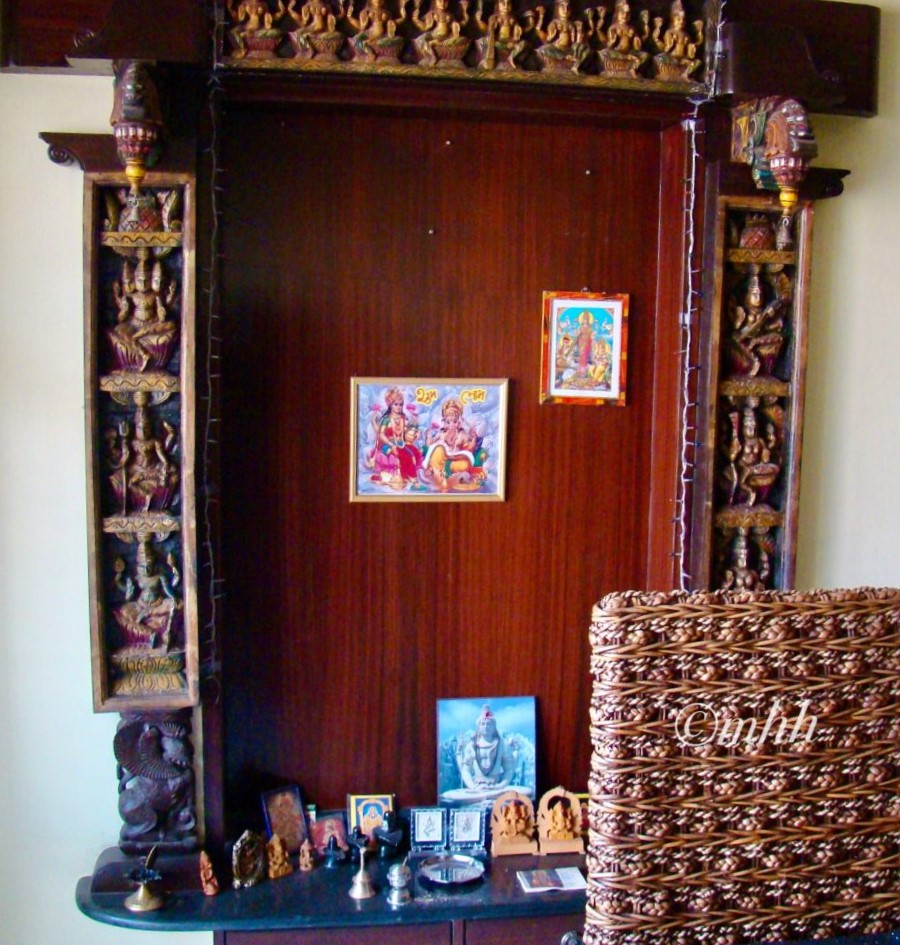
top-left (436, 696), bottom-right (537, 808)
top-left (350, 378), bottom-right (508, 502)
top-left (261, 785), bottom-right (308, 854)
top-left (409, 807), bottom-right (448, 853)
top-left (347, 793), bottom-right (395, 837)
top-left (539, 291), bottom-right (629, 406)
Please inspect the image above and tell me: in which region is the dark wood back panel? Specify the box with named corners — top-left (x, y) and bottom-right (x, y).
top-left (218, 101), bottom-right (683, 820)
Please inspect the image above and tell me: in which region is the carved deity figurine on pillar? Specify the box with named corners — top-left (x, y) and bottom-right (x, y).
top-left (286, 0), bottom-right (348, 59)
top-left (650, 0), bottom-right (703, 81)
top-left (525, 0), bottom-right (591, 74)
top-left (109, 534), bottom-right (186, 696)
top-left (473, 0), bottom-right (529, 70)
top-left (112, 537), bottom-right (181, 650)
top-left (108, 398), bottom-right (179, 515)
top-left (345, 0), bottom-right (408, 61)
top-left (597, 0), bottom-right (649, 77)
top-left (720, 528), bottom-right (765, 591)
top-left (411, 0), bottom-right (472, 67)
top-left (537, 787), bottom-right (585, 854)
top-left (108, 250), bottom-right (178, 375)
top-left (720, 398), bottom-right (781, 508)
top-left (491, 790), bottom-right (538, 856)
top-left (726, 270), bottom-right (787, 378)
top-left (114, 711), bottom-right (198, 853)
top-left (227, 0), bottom-right (287, 58)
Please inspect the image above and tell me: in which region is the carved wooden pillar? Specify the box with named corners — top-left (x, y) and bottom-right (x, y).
top-left (694, 97), bottom-right (819, 590)
top-left (43, 61), bottom-right (199, 849)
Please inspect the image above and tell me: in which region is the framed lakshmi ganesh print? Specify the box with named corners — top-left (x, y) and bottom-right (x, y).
top-left (350, 377), bottom-right (508, 502)
top-left (540, 291), bottom-right (629, 406)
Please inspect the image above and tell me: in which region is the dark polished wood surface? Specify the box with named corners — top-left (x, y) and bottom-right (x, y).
top-left (77, 848), bottom-right (586, 933)
top-left (217, 99), bottom-right (686, 821)
top-left (720, 0), bottom-right (880, 117)
top-left (1, 0), bottom-right (111, 67)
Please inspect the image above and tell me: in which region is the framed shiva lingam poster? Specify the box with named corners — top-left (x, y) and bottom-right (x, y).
top-left (540, 290), bottom-right (629, 406)
top-left (350, 377), bottom-right (508, 502)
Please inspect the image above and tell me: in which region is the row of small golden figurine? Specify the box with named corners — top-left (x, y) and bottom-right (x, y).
top-left (226, 0), bottom-right (704, 80)
top-left (198, 830), bottom-right (317, 895)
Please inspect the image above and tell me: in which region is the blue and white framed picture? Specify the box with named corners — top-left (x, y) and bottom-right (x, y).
top-left (437, 696), bottom-right (537, 807)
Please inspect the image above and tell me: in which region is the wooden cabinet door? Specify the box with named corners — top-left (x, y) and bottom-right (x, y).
top-left (224, 925), bottom-right (452, 945)
top-left (464, 915), bottom-right (583, 945)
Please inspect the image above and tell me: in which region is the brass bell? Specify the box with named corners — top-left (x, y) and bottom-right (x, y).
top-left (348, 847), bottom-right (377, 900)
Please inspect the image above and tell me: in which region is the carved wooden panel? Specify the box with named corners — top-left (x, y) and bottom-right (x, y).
top-left (84, 171), bottom-right (199, 710)
top-left (216, 0), bottom-right (710, 92)
top-left (698, 196), bottom-right (812, 591)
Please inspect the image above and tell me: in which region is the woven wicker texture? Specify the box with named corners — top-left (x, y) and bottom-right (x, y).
top-left (586, 587), bottom-right (900, 945)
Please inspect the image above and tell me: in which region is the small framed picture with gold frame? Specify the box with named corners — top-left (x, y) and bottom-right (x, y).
top-left (540, 291), bottom-right (629, 406)
top-left (347, 793), bottom-right (395, 837)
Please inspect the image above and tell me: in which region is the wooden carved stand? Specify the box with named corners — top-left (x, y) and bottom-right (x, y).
top-left (19, 0), bottom-right (882, 939)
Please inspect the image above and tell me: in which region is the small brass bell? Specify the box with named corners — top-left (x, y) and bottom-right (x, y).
top-left (348, 847), bottom-right (377, 900)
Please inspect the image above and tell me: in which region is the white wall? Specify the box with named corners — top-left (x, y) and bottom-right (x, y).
top-left (0, 3), bottom-right (897, 941)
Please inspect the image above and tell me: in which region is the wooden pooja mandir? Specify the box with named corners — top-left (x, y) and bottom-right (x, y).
top-left (14, 0), bottom-right (884, 940)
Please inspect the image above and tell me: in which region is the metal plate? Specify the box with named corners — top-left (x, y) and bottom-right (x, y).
top-left (417, 854), bottom-right (485, 886)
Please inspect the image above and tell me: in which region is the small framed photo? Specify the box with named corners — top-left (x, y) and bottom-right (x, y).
top-left (347, 793), bottom-right (395, 837)
top-left (261, 785), bottom-right (308, 854)
top-left (410, 807), bottom-right (448, 852)
top-left (540, 291), bottom-right (629, 406)
top-left (350, 377), bottom-right (509, 502)
top-left (310, 810), bottom-right (349, 854)
top-left (449, 807), bottom-right (487, 852)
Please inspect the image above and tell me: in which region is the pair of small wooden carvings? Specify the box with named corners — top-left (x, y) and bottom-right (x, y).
top-left (490, 787), bottom-right (585, 855)
top-left (223, 0), bottom-right (704, 84)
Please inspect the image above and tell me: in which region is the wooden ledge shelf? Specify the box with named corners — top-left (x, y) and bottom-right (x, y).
top-left (76, 848), bottom-right (586, 938)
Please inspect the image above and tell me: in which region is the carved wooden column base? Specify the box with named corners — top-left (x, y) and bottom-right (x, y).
top-left (114, 710), bottom-right (199, 855)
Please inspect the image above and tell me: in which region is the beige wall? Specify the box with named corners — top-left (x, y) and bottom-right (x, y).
top-left (796, 1), bottom-right (900, 586)
top-left (0, 4), bottom-right (897, 940)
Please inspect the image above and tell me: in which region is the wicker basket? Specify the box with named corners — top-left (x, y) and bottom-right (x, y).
top-left (586, 587), bottom-right (900, 945)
